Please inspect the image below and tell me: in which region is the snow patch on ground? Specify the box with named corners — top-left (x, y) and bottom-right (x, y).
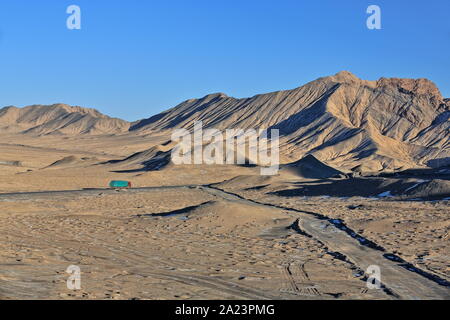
top-left (377, 191), bottom-right (393, 198)
top-left (405, 180), bottom-right (429, 192)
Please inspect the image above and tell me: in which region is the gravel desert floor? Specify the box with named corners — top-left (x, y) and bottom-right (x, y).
top-left (0, 186), bottom-right (403, 299)
top-left (0, 133), bottom-right (448, 300)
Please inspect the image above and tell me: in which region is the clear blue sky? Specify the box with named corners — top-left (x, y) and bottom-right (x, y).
top-left (0, 0), bottom-right (449, 121)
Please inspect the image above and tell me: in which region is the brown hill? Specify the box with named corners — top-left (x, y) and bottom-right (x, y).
top-left (0, 104), bottom-right (130, 135)
top-left (108, 144), bottom-right (173, 172)
top-left (130, 71), bottom-right (449, 172)
top-left (282, 154), bottom-right (344, 179)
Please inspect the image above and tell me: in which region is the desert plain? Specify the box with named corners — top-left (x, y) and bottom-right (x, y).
top-left (0, 72), bottom-right (449, 300)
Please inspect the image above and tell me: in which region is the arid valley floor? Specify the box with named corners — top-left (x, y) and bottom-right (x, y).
top-left (0, 133), bottom-right (448, 300)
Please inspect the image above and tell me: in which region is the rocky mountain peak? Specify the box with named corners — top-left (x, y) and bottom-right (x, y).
top-left (376, 77), bottom-right (443, 99)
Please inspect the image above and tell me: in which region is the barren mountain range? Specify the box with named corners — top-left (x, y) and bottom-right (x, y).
top-left (0, 104), bottom-right (130, 135)
top-left (1, 72), bottom-right (449, 300)
top-left (1, 71), bottom-right (449, 173)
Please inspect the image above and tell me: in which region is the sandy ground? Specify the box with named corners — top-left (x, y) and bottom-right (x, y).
top-left (0, 187), bottom-right (388, 300)
top-left (216, 178), bottom-right (449, 285)
top-left (0, 135), bottom-right (448, 300)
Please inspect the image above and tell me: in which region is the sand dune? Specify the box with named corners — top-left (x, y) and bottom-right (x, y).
top-left (44, 156), bottom-right (100, 170)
